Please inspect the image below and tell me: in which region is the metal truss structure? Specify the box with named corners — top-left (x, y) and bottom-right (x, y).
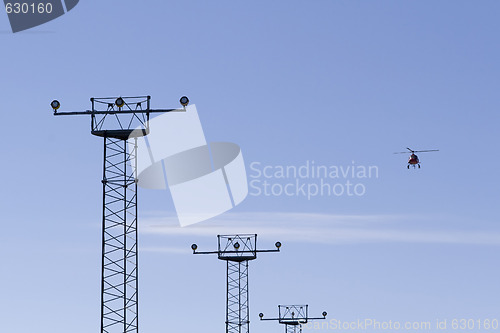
top-left (259, 304), bottom-right (327, 333)
top-left (53, 95), bottom-right (184, 333)
top-left (192, 234), bottom-right (282, 333)
top-left (100, 136), bottom-right (139, 332)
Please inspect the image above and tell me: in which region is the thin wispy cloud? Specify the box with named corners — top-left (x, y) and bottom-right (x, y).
top-left (138, 211), bottom-right (500, 246)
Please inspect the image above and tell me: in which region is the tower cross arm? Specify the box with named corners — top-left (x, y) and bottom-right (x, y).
top-left (192, 248), bottom-right (281, 255)
top-left (51, 95), bottom-right (189, 116)
top-left (53, 108), bottom-right (182, 116)
top-left (259, 317), bottom-right (282, 321)
top-left (191, 240), bottom-right (282, 255)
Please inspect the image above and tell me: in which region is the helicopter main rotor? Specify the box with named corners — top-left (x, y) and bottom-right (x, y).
top-left (393, 147), bottom-right (439, 154)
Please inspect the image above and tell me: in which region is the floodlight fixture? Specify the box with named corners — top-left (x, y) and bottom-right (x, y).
top-left (234, 242), bottom-right (240, 249)
top-left (275, 241), bottom-right (282, 249)
top-left (115, 97), bottom-right (125, 108)
top-left (180, 96), bottom-right (189, 107)
top-left (259, 313), bottom-right (264, 318)
top-left (191, 244), bottom-right (198, 251)
top-left (51, 100), bottom-right (60, 111)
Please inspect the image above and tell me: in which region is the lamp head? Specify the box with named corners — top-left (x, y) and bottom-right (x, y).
top-left (322, 311), bottom-right (327, 317)
top-left (51, 100), bottom-right (60, 111)
top-left (233, 242), bottom-right (240, 250)
top-left (275, 241), bottom-right (282, 249)
top-left (259, 313), bottom-right (264, 319)
top-left (115, 97), bottom-right (125, 108)
top-left (180, 96), bottom-right (189, 107)
top-left (191, 244), bottom-right (198, 251)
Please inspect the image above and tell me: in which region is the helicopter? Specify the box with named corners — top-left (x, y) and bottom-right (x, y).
top-left (394, 147), bottom-right (439, 169)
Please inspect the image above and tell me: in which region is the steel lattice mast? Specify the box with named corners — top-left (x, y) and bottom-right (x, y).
top-left (52, 96), bottom-right (187, 333)
top-left (191, 234), bottom-right (281, 333)
top-left (100, 135), bottom-right (139, 332)
top-left (259, 305), bottom-right (327, 333)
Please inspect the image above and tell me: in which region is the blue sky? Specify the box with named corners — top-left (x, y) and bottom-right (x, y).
top-left (1, 1), bottom-right (500, 332)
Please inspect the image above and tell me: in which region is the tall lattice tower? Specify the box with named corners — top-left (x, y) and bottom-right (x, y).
top-left (52, 95), bottom-right (188, 333)
top-left (191, 234), bottom-right (282, 333)
top-left (259, 305), bottom-right (327, 333)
